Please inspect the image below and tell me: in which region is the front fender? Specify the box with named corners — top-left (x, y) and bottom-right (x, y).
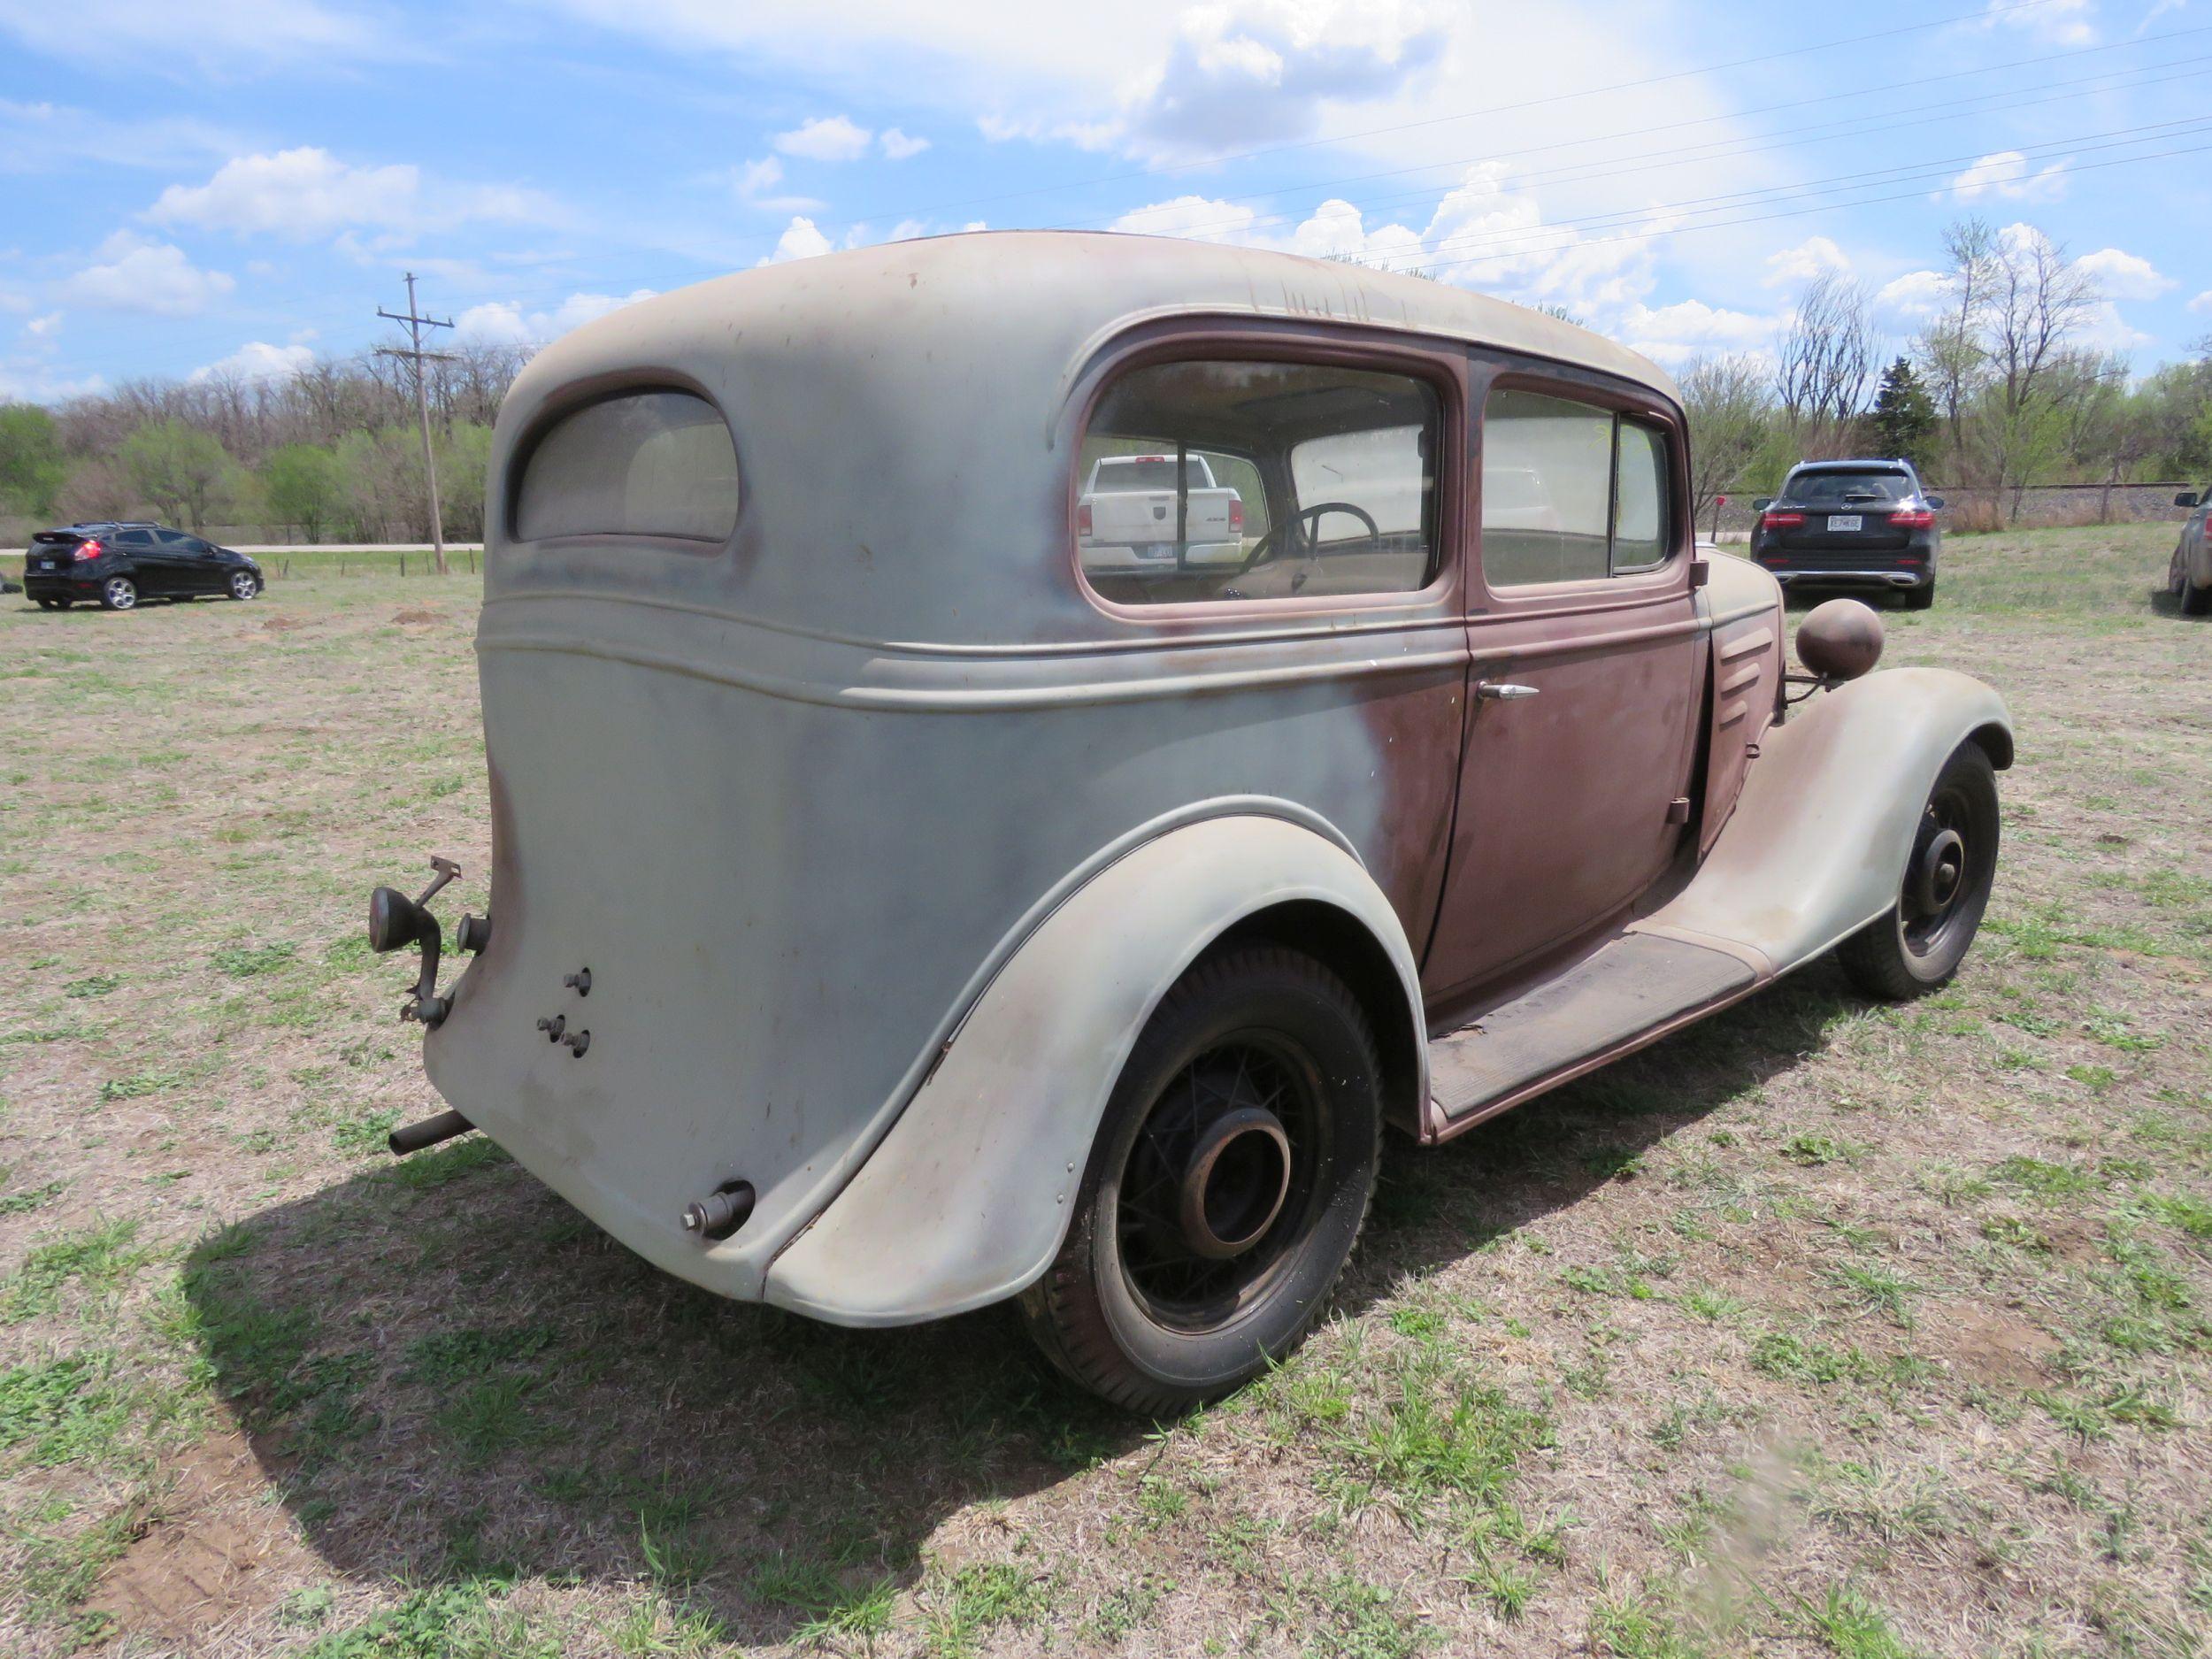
top-left (764, 813), bottom-right (1424, 1326)
top-left (1642, 665), bottom-right (2012, 972)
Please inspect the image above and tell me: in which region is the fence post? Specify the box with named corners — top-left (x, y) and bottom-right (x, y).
top-left (402, 553), bottom-right (407, 579)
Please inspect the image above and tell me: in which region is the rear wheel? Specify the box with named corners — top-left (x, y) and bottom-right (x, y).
top-left (1836, 742), bottom-right (2000, 1000)
top-left (1901, 580), bottom-right (1935, 611)
top-left (35, 597), bottom-right (61, 611)
top-left (1020, 946), bottom-right (1383, 1416)
top-left (98, 576), bottom-right (138, 611)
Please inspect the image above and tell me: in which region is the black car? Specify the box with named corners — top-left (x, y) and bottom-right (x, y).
top-left (1749, 460), bottom-right (1944, 610)
top-left (21, 522), bottom-right (264, 611)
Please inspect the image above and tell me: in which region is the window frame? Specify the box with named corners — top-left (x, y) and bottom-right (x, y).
top-left (1471, 362), bottom-right (1690, 612)
top-left (503, 373), bottom-right (742, 554)
top-left (1067, 320), bottom-right (1468, 624)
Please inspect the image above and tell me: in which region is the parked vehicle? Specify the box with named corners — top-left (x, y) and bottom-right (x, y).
top-left (1077, 451), bottom-right (1246, 578)
top-left (362, 233), bottom-right (2011, 1414)
top-left (22, 522), bottom-right (263, 611)
top-left (2170, 486), bottom-right (2210, 615)
top-left (1750, 460), bottom-right (1944, 610)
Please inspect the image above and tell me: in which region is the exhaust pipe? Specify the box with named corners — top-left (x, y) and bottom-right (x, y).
top-left (388, 1110), bottom-right (473, 1156)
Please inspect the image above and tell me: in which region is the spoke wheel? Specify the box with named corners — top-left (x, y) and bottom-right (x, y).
top-left (1838, 742), bottom-right (2000, 1000)
top-left (228, 572), bottom-right (260, 600)
top-left (100, 577), bottom-right (137, 611)
top-left (1022, 946), bottom-right (1382, 1415)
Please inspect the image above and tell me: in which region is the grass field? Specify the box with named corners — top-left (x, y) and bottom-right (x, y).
top-left (1, 524), bottom-right (2207, 1657)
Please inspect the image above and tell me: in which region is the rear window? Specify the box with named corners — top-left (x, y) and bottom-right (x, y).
top-left (513, 389), bottom-right (740, 542)
top-left (1788, 471), bottom-right (1910, 504)
top-left (1089, 456), bottom-right (1211, 491)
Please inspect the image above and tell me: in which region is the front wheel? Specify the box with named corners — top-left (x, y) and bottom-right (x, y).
top-left (99, 576), bottom-right (138, 611)
top-left (1836, 742), bottom-right (2000, 1000)
top-left (1020, 945), bottom-right (1383, 1415)
top-left (227, 570), bottom-right (262, 601)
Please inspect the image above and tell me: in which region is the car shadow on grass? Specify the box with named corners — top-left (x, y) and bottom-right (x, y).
top-left (183, 959), bottom-right (1861, 1643)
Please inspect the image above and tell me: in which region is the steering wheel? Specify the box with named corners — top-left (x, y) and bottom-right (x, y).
top-left (1240, 501), bottom-right (1381, 572)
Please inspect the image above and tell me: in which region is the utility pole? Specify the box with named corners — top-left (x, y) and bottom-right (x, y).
top-left (375, 273), bottom-right (457, 574)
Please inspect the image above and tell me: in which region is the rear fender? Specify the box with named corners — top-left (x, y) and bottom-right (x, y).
top-left (764, 813), bottom-right (1424, 1326)
top-left (1640, 666), bottom-right (2013, 972)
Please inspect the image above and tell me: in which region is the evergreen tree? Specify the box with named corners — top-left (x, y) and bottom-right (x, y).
top-left (1868, 357), bottom-right (1939, 474)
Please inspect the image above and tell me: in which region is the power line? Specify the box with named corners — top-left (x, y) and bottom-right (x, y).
top-left (373, 273), bottom-right (457, 575)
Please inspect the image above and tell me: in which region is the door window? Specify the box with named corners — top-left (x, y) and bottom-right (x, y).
top-left (1480, 390), bottom-right (1677, 587)
top-left (114, 529), bottom-right (156, 548)
top-left (1078, 358), bottom-right (1441, 605)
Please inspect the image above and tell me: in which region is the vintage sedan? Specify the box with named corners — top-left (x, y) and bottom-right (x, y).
top-left (365, 234), bottom-right (2011, 1414)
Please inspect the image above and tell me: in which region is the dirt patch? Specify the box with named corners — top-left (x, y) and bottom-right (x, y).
top-left (258, 615), bottom-right (306, 632)
top-left (1932, 1305), bottom-right (2060, 1387)
top-left (85, 1429), bottom-right (320, 1651)
top-left (390, 608), bottom-right (441, 626)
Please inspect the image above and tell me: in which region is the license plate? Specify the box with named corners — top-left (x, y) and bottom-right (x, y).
top-left (1827, 514), bottom-right (1862, 532)
top-left (36, 558), bottom-right (55, 571)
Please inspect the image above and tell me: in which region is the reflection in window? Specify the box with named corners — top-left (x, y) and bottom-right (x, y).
top-left (1079, 360), bottom-right (1439, 605)
top-left (514, 390), bottom-right (740, 542)
top-left (1482, 391), bottom-right (1676, 587)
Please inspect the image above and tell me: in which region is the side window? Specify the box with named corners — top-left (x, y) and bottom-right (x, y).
top-left (1078, 358), bottom-right (1440, 605)
top-left (513, 389), bottom-right (739, 542)
top-left (1480, 389), bottom-right (1678, 588)
top-left (1613, 420), bottom-right (1668, 572)
top-left (114, 529), bottom-right (156, 548)
top-left (157, 530), bottom-right (204, 554)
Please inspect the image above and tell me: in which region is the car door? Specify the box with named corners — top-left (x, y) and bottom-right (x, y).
top-left (108, 527), bottom-right (167, 593)
top-left (1422, 368), bottom-right (1703, 1000)
top-left (157, 530), bottom-right (222, 594)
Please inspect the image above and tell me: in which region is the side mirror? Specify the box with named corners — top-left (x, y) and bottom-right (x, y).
top-left (1924, 495), bottom-right (1946, 510)
top-left (1751, 497), bottom-right (1772, 513)
top-left (2177, 492), bottom-right (2201, 509)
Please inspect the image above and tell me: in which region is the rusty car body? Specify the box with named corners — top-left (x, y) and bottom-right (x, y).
top-left (366, 233), bottom-right (2013, 1412)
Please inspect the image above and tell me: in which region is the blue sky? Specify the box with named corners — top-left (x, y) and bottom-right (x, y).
top-left (2, 0), bottom-right (2207, 402)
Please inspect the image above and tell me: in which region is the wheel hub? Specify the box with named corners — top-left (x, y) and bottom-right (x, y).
top-left (1910, 826), bottom-right (1966, 917)
top-left (1177, 1105), bottom-right (1292, 1261)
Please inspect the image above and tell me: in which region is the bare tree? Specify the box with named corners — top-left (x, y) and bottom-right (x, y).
top-left (1977, 225), bottom-right (2102, 515)
top-left (1914, 217), bottom-right (2000, 480)
top-left (1679, 353), bottom-right (1772, 534)
top-left (1774, 271), bottom-right (1877, 457)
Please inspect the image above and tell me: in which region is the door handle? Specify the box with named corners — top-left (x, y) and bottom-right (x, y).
top-left (1475, 680), bottom-right (1540, 701)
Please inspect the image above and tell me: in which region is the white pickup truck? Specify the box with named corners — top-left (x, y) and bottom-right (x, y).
top-left (1077, 453), bottom-right (1246, 576)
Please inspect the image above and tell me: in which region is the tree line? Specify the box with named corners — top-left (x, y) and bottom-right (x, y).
top-left (1673, 217), bottom-right (2209, 529)
top-left (0, 340), bottom-right (534, 541)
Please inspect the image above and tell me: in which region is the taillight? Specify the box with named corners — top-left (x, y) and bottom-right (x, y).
top-left (1077, 503), bottom-right (1093, 539)
top-left (1228, 498), bottom-right (1244, 533)
top-left (73, 539), bottom-right (103, 561)
top-left (1889, 508), bottom-right (1935, 528)
top-left (1760, 511), bottom-right (1805, 530)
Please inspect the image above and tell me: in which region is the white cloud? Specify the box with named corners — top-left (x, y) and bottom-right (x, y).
top-left (2073, 247), bottom-right (2173, 301)
top-left (1616, 299), bottom-right (1781, 365)
top-left (1117, 0), bottom-right (1450, 159)
top-left (149, 147), bottom-right (557, 241)
top-left (189, 340), bottom-right (315, 382)
top-left (1948, 150), bottom-right (2069, 203)
top-left (879, 127), bottom-right (929, 159)
top-left (0, 0), bottom-right (388, 73)
top-left (1763, 235), bottom-right (1850, 288)
top-left (2079, 301), bottom-right (2150, 351)
top-left (1874, 270), bottom-right (1948, 321)
top-left (64, 232), bottom-right (234, 317)
top-left (732, 155), bottom-right (821, 212)
top-left (0, 98), bottom-right (239, 173)
top-left (24, 311), bottom-right (61, 337)
top-left (758, 216), bottom-right (834, 265)
top-left (1979, 0), bottom-right (2097, 46)
top-left (2191, 290), bottom-right (2212, 314)
top-left (454, 288), bottom-right (657, 345)
top-left (773, 115), bottom-right (872, 162)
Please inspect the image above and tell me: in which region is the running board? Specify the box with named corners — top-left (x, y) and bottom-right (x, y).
top-left (1426, 934), bottom-right (1758, 1135)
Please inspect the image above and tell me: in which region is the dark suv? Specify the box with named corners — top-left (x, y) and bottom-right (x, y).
top-left (22, 522), bottom-right (264, 611)
top-left (1749, 460), bottom-right (1945, 610)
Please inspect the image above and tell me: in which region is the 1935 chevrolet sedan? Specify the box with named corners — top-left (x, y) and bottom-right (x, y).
top-left (366, 232), bottom-right (2012, 1414)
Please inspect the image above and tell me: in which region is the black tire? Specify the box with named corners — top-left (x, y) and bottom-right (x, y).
top-left (98, 575), bottom-right (137, 611)
top-left (1901, 581), bottom-right (1935, 611)
top-left (1837, 742), bottom-right (2000, 1001)
top-left (2184, 579), bottom-right (2212, 618)
top-left (35, 598), bottom-right (60, 611)
top-left (1020, 945), bottom-right (1383, 1416)
top-left (226, 570), bottom-right (262, 601)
